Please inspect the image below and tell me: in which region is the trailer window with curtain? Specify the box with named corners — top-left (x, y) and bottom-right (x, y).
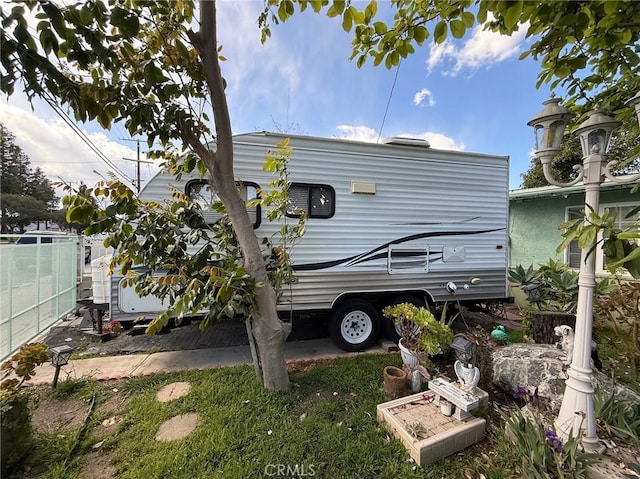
top-left (186, 180), bottom-right (261, 228)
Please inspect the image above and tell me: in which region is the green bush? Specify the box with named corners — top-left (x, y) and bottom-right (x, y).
top-left (0, 392), bottom-right (31, 474)
top-left (0, 342), bottom-right (49, 474)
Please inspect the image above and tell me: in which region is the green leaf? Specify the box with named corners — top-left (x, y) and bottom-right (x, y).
top-left (449, 19), bottom-right (466, 39)
top-left (278, 1), bottom-right (290, 21)
top-left (41, 1), bottom-right (65, 36)
top-left (67, 205), bottom-right (94, 223)
top-left (364, 1), bottom-right (377, 22)
top-left (461, 11), bottom-right (475, 28)
top-left (110, 6), bottom-right (139, 37)
top-left (373, 21), bottom-right (386, 35)
top-left (342, 7), bottom-right (352, 32)
top-left (604, 1), bottom-right (620, 15)
top-left (503, 0), bottom-right (523, 31)
top-left (434, 21), bottom-right (447, 44)
top-left (97, 109), bottom-right (112, 129)
top-left (413, 25), bottom-right (428, 44)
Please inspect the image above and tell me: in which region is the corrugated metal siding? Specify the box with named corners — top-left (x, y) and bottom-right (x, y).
top-left (111, 132), bottom-right (509, 320)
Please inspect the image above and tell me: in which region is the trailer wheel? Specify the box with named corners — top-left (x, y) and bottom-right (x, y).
top-left (329, 299), bottom-right (380, 352)
top-left (381, 295), bottom-right (426, 343)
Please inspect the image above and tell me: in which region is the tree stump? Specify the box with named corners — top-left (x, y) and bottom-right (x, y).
top-left (530, 311), bottom-right (576, 344)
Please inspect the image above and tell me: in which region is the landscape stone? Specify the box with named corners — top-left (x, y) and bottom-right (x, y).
top-left (154, 413), bottom-right (200, 442)
top-left (492, 344), bottom-right (640, 409)
top-left (156, 382), bottom-right (191, 403)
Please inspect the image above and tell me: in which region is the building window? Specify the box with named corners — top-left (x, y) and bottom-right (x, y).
top-left (286, 183), bottom-right (335, 219)
top-left (565, 202), bottom-right (639, 274)
top-left (186, 180), bottom-right (261, 228)
top-left (566, 207), bottom-right (582, 269)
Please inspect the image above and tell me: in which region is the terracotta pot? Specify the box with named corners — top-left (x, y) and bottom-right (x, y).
top-left (383, 366), bottom-right (407, 399)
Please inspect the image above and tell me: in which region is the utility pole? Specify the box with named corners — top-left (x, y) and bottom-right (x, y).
top-left (136, 139), bottom-right (140, 193)
top-left (120, 138), bottom-right (141, 193)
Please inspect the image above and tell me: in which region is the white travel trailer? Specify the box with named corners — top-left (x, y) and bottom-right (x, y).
top-left (108, 132), bottom-right (510, 351)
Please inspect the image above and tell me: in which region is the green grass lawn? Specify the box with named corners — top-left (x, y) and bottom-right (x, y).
top-left (11, 354), bottom-right (524, 479)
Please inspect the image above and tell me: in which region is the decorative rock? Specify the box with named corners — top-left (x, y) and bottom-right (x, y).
top-left (492, 344), bottom-right (567, 407)
top-left (492, 344), bottom-right (640, 409)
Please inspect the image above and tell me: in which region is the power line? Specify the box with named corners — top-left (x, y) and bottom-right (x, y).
top-left (40, 91), bottom-right (135, 186)
top-left (377, 61), bottom-right (402, 143)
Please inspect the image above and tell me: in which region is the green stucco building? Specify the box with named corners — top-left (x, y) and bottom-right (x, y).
top-left (509, 182), bottom-right (638, 272)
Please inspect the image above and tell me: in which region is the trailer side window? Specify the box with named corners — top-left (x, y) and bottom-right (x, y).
top-left (186, 180), bottom-right (261, 228)
top-left (286, 183), bottom-right (335, 219)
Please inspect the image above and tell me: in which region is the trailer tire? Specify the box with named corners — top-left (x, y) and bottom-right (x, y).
top-left (381, 295), bottom-right (426, 343)
top-left (329, 299), bottom-right (380, 352)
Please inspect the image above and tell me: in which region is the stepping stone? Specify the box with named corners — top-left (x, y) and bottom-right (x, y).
top-left (156, 382), bottom-right (191, 403)
top-left (154, 413), bottom-right (200, 442)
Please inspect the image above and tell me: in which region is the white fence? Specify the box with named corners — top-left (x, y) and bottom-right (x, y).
top-left (0, 234), bottom-right (79, 361)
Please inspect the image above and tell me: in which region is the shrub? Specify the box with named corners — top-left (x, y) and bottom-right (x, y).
top-left (0, 342), bottom-right (49, 474)
top-left (501, 386), bottom-right (602, 478)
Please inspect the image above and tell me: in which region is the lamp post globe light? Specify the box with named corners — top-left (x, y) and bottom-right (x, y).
top-left (527, 94), bottom-right (640, 453)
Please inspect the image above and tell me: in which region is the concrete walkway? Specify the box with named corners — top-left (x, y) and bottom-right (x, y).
top-left (28, 338), bottom-right (389, 386)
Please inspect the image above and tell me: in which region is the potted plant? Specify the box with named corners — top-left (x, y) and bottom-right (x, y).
top-left (383, 302), bottom-right (453, 369)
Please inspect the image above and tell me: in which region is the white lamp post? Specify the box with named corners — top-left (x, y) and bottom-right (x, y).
top-left (528, 95), bottom-right (640, 452)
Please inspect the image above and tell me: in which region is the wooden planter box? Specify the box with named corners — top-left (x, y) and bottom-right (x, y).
top-left (530, 311), bottom-right (576, 344)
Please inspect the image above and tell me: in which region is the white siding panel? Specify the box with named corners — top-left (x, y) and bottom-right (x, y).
top-left (111, 132), bottom-right (509, 321)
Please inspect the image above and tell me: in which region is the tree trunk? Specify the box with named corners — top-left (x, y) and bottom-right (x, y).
top-left (186, 0), bottom-right (291, 390)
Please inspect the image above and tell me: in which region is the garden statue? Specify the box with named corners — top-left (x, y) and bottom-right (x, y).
top-left (490, 325), bottom-right (509, 343)
top-left (554, 325), bottom-right (602, 371)
top-left (554, 324), bottom-right (575, 366)
top-left (454, 360), bottom-right (480, 394)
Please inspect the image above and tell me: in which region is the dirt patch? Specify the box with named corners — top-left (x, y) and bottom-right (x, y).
top-left (154, 413), bottom-right (200, 442)
top-left (83, 451), bottom-right (117, 479)
top-left (30, 395), bottom-right (89, 434)
top-left (97, 394), bottom-right (128, 416)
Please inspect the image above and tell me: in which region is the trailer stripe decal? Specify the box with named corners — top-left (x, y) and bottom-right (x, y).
top-left (293, 228), bottom-right (503, 271)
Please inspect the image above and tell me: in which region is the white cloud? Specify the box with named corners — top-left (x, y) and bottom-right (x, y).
top-left (406, 132), bottom-right (465, 151)
top-left (0, 101), bottom-right (158, 193)
top-left (426, 41), bottom-right (457, 74)
top-left (427, 24), bottom-right (526, 76)
top-left (334, 124), bottom-right (464, 151)
top-left (334, 125), bottom-right (379, 142)
top-left (413, 88), bottom-right (436, 107)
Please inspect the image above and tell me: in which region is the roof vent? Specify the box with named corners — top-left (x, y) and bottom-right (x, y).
top-left (381, 136), bottom-right (431, 147)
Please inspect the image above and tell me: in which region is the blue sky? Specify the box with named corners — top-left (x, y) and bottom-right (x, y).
top-left (0, 1), bottom-right (558, 194)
